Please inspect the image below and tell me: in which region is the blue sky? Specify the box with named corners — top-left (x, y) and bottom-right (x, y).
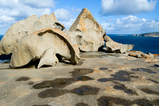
top-left (0, 0), bottom-right (159, 34)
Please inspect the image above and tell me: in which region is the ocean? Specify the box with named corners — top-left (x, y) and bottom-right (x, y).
top-left (0, 34), bottom-right (159, 63)
top-left (108, 34), bottom-right (159, 54)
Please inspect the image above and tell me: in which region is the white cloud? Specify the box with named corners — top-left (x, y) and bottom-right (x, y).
top-left (0, 0), bottom-right (53, 19)
top-left (54, 8), bottom-right (72, 21)
top-left (60, 19), bottom-right (75, 29)
top-left (101, 0), bottom-right (157, 15)
top-left (54, 8), bottom-right (75, 29)
top-left (102, 15), bottom-right (159, 34)
top-left (0, 15), bottom-right (15, 23)
top-left (22, 0), bottom-right (55, 8)
top-left (0, 0), bottom-right (55, 34)
top-left (71, 8), bottom-right (81, 12)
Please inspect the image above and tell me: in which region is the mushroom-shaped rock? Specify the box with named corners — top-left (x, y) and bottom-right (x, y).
top-left (0, 13), bottom-right (65, 55)
top-left (104, 35), bottom-right (134, 53)
top-left (65, 8), bottom-right (106, 52)
top-left (10, 28), bottom-right (79, 68)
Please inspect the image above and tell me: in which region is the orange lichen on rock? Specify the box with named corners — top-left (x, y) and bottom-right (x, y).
top-left (8, 74), bottom-right (15, 76)
top-left (154, 54), bottom-right (159, 56)
top-left (67, 8), bottom-right (106, 52)
top-left (130, 50), bottom-right (143, 53)
top-left (105, 86), bottom-right (114, 92)
top-left (99, 61), bottom-right (106, 64)
top-left (128, 51), bottom-right (155, 60)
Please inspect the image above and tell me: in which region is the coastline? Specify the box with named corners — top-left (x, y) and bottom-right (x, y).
top-left (132, 32), bottom-right (159, 37)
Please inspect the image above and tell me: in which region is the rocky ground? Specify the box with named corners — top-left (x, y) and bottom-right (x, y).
top-left (0, 52), bottom-right (159, 106)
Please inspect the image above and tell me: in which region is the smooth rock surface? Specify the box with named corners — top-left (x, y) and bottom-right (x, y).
top-left (0, 13), bottom-right (64, 55)
top-left (0, 52), bottom-right (159, 106)
top-left (10, 28), bottom-right (79, 68)
top-left (65, 8), bottom-right (106, 52)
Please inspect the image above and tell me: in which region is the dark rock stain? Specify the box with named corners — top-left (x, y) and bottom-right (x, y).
top-left (153, 99), bottom-right (159, 106)
top-left (33, 78), bottom-right (74, 89)
top-left (99, 67), bottom-right (108, 70)
top-left (38, 85), bottom-right (100, 98)
top-left (98, 70), bottom-right (138, 82)
top-left (131, 68), bottom-right (156, 74)
top-left (140, 88), bottom-right (159, 95)
top-left (76, 102), bottom-right (89, 106)
top-left (97, 96), bottom-right (132, 106)
top-left (153, 64), bottom-right (159, 67)
top-left (147, 79), bottom-right (159, 84)
top-left (97, 96), bottom-right (154, 106)
top-left (16, 77), bottom-right (30, 81)
top-left (71, 68), bottom-right (94, 78)
top-left (71, 85), bottom-right (100, 96)
top-left (28, 82), bottom-right (34, 85)
top-left (133, 99), bottom-right (154, 106)
top-left (38, 88), bottom-right (69, 98)
top-left (33, 68), bottom-right (97, 98)
top-left (114, 84), bottom-right (138, 95)
top-left (77, 76), bottom-right (94, 81)
top-left (33, 68), bottom-right (94, 89)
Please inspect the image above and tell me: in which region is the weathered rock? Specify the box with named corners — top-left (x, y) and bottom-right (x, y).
top-left (128, 51), bottom-right (144, 58)
top-left (104, 35), bottom-right (134, 53)
top-left (65, 8), bottom-right (106, 52)
top-left (128, 51), bottom-right (155, 59)
top-left (0, 13), bottom-right (65, 55)
top-left (10, 28), bottom-right (79, 68)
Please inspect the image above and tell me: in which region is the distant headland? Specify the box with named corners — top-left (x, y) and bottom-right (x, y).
top-left (133, 32), bottom-right (159, 37)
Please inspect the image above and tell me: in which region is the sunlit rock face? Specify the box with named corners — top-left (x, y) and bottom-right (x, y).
top-left (0, 13), bottom-right (65, 55)
top-left (10, 28), bottom-right (79, 68)
top-left (65, 8), bottom-right (106, 52)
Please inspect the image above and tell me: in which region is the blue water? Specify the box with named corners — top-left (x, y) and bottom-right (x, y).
top-left (108, 34), bottom-right (159, 54)
top-left (0, 35), bottom-right (3, 40)
top-left (0, 35), bottom-right (9, 63)
top-left (0, 34), bottom-right (159, 55)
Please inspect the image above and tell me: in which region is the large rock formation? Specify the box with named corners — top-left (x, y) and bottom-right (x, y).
top-left (0, 8), bottom-right (135, 68)
top-left (103, 35), bottom-right (134, 53)
top-left (0, 13), bottom-right (65, 55)
top-left (65, 8), bottom-right (106, 51)
top-left (10, 28), bottom-right (79, 68)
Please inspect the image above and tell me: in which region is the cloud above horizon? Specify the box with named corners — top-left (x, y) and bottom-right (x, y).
top-left (54, 8), bottom-right (72, 21)
top-left (0, 0), bottom-right (55, 34)
top-left (54, 8), bottom-right (78, 29)
top-left (102, 15), bottom-right (159, 34)
top-left (101, 0), bottom-right (157, 15)
top-left (0, 0), bottom-right (55, 21)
